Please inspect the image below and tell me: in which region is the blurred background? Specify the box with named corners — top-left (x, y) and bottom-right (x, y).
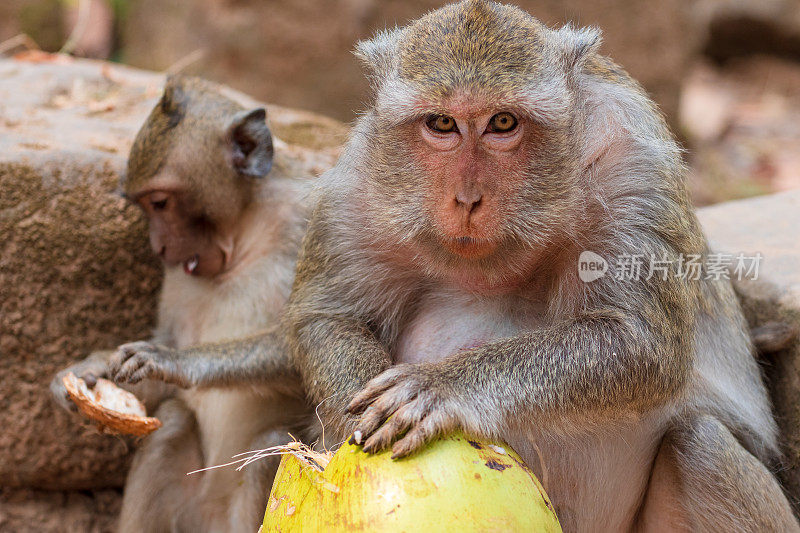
top-left (2, 0), bottom-right (800, 205)
top-left (1, 4), bottom-right (799, 530)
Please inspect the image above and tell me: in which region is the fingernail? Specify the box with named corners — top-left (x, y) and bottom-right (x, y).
top-left (353, 430), bottom-right (363, 445)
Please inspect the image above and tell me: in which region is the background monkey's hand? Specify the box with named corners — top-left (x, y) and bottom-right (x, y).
top-left (109, 341), bottom-right (190, 387)
top-left (347, 364), bottom-right (465, 459)
top-left (50, 350), bottom-right (114, 412)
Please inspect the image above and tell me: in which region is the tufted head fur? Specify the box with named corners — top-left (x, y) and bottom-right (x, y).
top-left (125, 75), bottom-right (274, 225)
top-left (356, 0), bottom-right (601, 124)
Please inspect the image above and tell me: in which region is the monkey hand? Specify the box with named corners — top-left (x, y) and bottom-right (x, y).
top-left (109, 341), bottom-right (191, 387)
top-left (346, 363), bottom-right (468, 459)
top-left (50, 351), bottom-right (112, 413)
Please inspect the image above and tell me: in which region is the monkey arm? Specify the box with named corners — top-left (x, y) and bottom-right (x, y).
top-left (108, 326), bottom-right (299, 391)
top-left (459, 308), bottom-right (692, 416)
top-left (348, 280), bottom-right (695, 458)
top-left (291, 314), bottom-right (393, 437)
top-left (279, 203), bottom-right (396, 438)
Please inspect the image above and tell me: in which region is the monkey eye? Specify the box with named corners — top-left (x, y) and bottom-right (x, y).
top-left (148, 193), bottom-right (169, 211)
top-left (425, 114), bottom-right (458, 133)
top-left (486, 112), bottom-right (518, 133)
top-left (151, 199), bottom-right (167, 210)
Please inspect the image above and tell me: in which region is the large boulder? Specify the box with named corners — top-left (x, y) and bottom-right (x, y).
top-left (698, 189), bottom-right (800, 511)
top-left (0, 55), bottom-right (344, 529)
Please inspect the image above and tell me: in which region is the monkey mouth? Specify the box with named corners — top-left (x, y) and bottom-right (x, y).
top-left (443, 236), bottom-right (496, 259)
top-left (183, 254), bottom-right (200, 275)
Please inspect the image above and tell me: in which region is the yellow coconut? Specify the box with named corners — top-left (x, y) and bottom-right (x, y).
top-left (263, 432), bottom-right (561, 532)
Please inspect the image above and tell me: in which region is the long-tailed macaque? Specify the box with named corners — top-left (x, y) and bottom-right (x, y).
top-left (102, 3), bottom-right (799, 531)
top-left (51, 76), bottom-right (310, 533)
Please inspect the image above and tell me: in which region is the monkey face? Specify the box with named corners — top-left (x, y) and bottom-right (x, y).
top-left (363, 90), bottom-right (576, 291)
top-left (350, 1), bottom-right (592, 290)
top-left (414, 102), bottom-right (528, 261)
top-left (126, 147), bottom-right (248, 280)
top-left (136, 188), bottom-right (230, 278)
top-left (125, 76), bottom-right (276, 280)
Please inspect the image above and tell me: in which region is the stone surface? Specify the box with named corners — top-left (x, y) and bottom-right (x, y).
top-left (698, 189), bottom-right (800, 510)
top-left (0, 487), bottom-right (120, 533)
top-left (681, 57), bottom-right (800, 205)
top-left (0, 54), bottom-right (343, 516)
top-left (694, 0), bottom-right (800, 62)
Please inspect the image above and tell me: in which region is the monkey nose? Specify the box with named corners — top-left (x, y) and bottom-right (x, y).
top-left (455, 190), bottom-right (482, 214)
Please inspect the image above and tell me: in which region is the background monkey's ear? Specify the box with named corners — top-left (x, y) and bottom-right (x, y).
top-left (160, 75), bottom-right (187, 126)
top-left (555, 24), bottom-right (602, 71)
top-left (228, 108), bottom-right (274, 178)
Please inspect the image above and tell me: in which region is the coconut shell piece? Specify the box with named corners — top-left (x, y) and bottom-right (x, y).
top-left (62, 372), bottom-right (161, 436)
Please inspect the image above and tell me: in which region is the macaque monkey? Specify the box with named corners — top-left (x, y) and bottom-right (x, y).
top-left (103, 2), bottom-right (799, 532)
top-left (51, 76), bottom-right (310, 533)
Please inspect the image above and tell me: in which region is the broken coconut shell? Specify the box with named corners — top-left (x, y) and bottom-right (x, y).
top-left (263, 431), bottom-right (561, 532)
top-left (62, 372), bottom-right (161, 436)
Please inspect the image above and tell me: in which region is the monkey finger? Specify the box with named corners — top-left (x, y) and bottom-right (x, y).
top-left (111, 341), bottom-right (155, 368)
top-left (355, 386), bottom-right (420, 441)
top-left (107, 353), bottom-right (123, 377)
top-left (362, 404), bottom-right (421, 453)
top-left (108, 345), bottom-right (137, 376)
top-left (113, 356), bottom-right (146, 383)
top-left (127, 362), bottom-right (157, 384)
top-left (347, 368), bottom-right (408, 414)
top-left (390, 415), bottom-right (439, 459)
top-left (353, 403), bottom-right (393, 440)
top-left (49, 377), bottom-right (78, 412)
top-left (82, 372), bottom-right (98, 388)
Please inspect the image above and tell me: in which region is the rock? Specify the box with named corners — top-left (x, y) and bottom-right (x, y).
top-left (0, 487), bottom-right (120, 533)
top-left (0, 56), bottom-right (158, 493)
top-left (681, 57), bottom-right (800, 205)
top-left (0, 0), bottom-right (65, 53)
top-left (118, 0), bottom-right (697, 125)
top-left (0, 54), bottom-right (343, 513)
top-left (694, 0), bottom-right (800, 63)
top-left (698, 189), bottom-right (800, 511)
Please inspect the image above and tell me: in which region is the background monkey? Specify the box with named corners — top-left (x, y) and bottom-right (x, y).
top-left (107, 2), bottom-right (798, 531)
top-left (51, 75), bottom-right (310, 533)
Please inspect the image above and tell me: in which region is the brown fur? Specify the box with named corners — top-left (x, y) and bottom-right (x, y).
top-left (51, 77), bottom-right (310, 533)
top-left (288, 2), bottom-right (796, 531)
top-left (95, 3), bottom-right (799, 531)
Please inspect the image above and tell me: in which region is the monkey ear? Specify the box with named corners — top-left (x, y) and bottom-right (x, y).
top-left (555, 24), bottom-right (602, 71)
top-left (160, 75), bottom-right (187, 127)
top-left (228, 108), bottom-right (274, 178)
top-left (354, 28), bottom-right (403, 82)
